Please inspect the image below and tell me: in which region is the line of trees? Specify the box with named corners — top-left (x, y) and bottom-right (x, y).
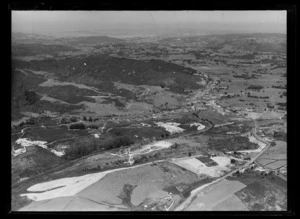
top-left (134, 152), bottom-right (161, 164)
top-left (83, 116), bottom-right (99, 122)
top-left (272, 85), bottom-right (286, 89)
top-left (60, 117), bottom-right (79, 124)
top-left (64, 136), bottom-right (133, 160)
top-left (69, 123), bottom-right (86, 130)
top-left (247, 94), bottom-right (269, 99)
top-left (247, 85), bottom-right (264, 91)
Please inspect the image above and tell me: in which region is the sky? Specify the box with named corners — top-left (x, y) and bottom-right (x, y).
top-left (12, 11), bottom-right (287, 37)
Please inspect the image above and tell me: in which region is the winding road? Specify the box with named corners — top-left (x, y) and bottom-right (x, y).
top-left (175, 118), bottom-right (270, 211)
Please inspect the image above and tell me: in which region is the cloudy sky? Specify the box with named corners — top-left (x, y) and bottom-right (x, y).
top-left (12, 11), bottom-right (286, 36)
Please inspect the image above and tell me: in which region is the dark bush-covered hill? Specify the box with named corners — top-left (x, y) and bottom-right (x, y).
top-left (13, 54), bottom-right (201, 94)
top-left (12, 43), bottom-right (79, 57)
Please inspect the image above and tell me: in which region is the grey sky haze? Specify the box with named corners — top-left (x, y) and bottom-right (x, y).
top-left (12, 11), bottom-right (286, 37)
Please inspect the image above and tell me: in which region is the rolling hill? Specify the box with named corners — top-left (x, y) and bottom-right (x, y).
top-left (13, 54), bottom-right (201, 94)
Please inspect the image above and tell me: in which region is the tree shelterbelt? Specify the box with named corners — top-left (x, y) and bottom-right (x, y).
top-left (64, 136), bottom-right (133, 160)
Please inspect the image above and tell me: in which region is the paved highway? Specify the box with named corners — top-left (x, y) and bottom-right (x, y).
top-left (175, 118), bottom-right (270, 211)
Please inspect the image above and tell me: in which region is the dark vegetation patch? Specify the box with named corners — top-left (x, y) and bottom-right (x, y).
top-left (12, 43), bottom-right (78, 57)
top-left (178, 124), bottom-right (198, 132)
top-left (11, 193), bottom-right (32, 211)
top-left (260, 59), bottom-right (280, 64)
top-left (22, 125), bottom-right (87, 143)
top-left (276, 102), bottom-right (286, 107)
top-left (173, 112), bottom-right (204, 124)
top-left (11, 70), bottom-right (46, 110)
top-left (280, 91), bottom-right (286, 98)
top-left (117, 184), bottom-right (137, 209)
top-left (251, 203), bottom-right (264, 211)
top-left (11, 111), bottom-right (26, 121)
top-left (163, 185), bottom-right (182, 195)
top-left (272, 84), bottom-right (286, 89)
top-left (115, 89), bottom-right (137, 100)
top-left (247, 94), bottom-right (269, 99)
top-left (207, 135), bottom-right (258, 152)
top-left (86, 124), bottom-right (98, 129)
top-left (12, 115), bottom-right (56, 131)
top-left (60, 116), bottom-right (80, 124)
top-left (69, 123), bottom-right (86, 130)
top-left (24, 90), bottom-right (42, 105)
top-left (196, 110), bottom-right (229, 125)
top-left (227, 170), bottom-right (287, 191)
top-left (133, 153), bottom-right (162, 164)
top-left (232, 53), bottom-right (257, 59)
top-left (109, 127), bottom-right (169, 141)
top-left (273, 131), bottom-right (286, 142)
top-left (11, 68), bottom-right (85, 114)
top-left (37, 85), bottom-right (97, 104)
top-left (12, 146), bottom-right (66, 184)
top-left (64, 135), bottom-right (133, 160)
top-left (26, 100), bottom-right (84, 114)
top-left (191, 51), bottom-right (209, 59)
top-left (246, 85), bottom-right (264, 91)
top-left (101, 97), bottom-right (126, 108)
top-left (206, 122), bottom-right (253, 135)
top-left (233, 74), bottom-right (258, 79)
top-left (196, 156), bottom-right (218, 167)
top-left (182, 177), bottom-right (214, 198)
top-left (15, 54), bottom-right (200, 95)
top-left (228, 170), bottom-right (287, 211)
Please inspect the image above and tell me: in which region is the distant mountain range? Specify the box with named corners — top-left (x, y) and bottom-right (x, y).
top-left (158, 33), bottom-right (286, 53)
top-left (61, 35), bottom-right (124, 45)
